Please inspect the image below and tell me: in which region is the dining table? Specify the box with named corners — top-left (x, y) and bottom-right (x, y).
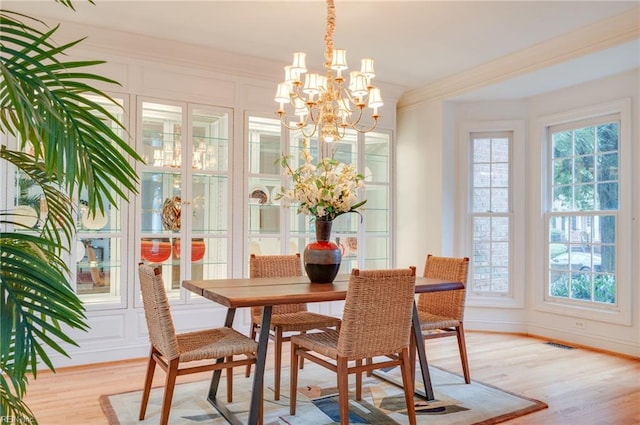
top-left (183, 273), bottom-right (464, 425)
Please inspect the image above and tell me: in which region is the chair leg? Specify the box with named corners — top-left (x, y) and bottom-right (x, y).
top-left (365, 357), bottom-right (372, 377)
top-left (399, 347), bottom-right (417, 425)
top-left (337, 357), bottom-right (350, 425)
top-left (159, 359), bottom-right (179, 425)
top-left (298, 331), bottom-right (305, 370)
top-left (246, 322), bottom-right (258, 377)
top-left (274, 327), bottom-right (283, 400)
top-left (456, 323), bottom-right (471, 384)
top-left (226, 356), bottom-right (233, 402)
top-left (138, 347), bottom-right (157, 420)
top-left (289, 343), bottom-right (300, 415)
top-left (409, 331), bottom-right (417, 381)
top-left (355, 359), bottom-right (362, 400)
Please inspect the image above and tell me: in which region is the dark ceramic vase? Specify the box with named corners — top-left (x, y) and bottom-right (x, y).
top-left (303, 220), bottom-right (342, 283)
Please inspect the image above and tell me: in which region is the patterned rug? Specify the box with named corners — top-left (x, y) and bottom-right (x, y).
top-left (100, 362), bottom-right (547, 425)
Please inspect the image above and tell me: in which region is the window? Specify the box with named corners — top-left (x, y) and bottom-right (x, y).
top-left (547, 115), bottom-right (619, 306)
top-left (470, 132), bottom-right (512, 295)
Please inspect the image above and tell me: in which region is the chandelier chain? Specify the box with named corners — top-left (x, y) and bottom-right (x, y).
top-left (324, 0), bottom-right (335, 69)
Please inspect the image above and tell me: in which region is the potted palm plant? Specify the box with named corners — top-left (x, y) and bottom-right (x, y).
top-left (0, 1), bottom-right (142, 422)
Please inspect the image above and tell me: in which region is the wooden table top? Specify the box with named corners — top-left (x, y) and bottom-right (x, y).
top-left (183, 275), bottom-right (464, 308)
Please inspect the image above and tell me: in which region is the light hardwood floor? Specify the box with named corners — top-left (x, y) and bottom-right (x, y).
top-left (23, 332), bottom-right (639, 424)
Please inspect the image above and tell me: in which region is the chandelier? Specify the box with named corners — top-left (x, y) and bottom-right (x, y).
top-left (274, 0), bottom-right (382, 143)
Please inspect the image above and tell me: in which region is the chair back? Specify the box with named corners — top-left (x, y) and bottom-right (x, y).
top-left (337, 267), bottom-right (416, 359)
top-left (418, 255), bottom-right (470, 320)
top-left (249, 254), bottom-right (306, 316)
top-left (138, 263), bottom-right (180, 360)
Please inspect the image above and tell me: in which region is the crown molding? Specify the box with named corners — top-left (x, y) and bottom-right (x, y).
top-left (398, 8), bottom-right (640, 110)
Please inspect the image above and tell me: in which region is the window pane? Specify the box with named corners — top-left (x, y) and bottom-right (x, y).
top-left (491, 163), bottom-right (509, 187)
top-left (553, 158), bottom-right (572, 185)
top-left (473, 188), bottom-right (490, 213)
top-left (574, 155), bottom-right (594, 183)
top-left (473, 217), bottom-right (490, 241)
top-left (552, 131), bottom-right (572, 158)
top-left (473, 138), bottom-right (491, 162)
top-left (574, 127), bottom-right (594, 156)
top-left (491, 138), bottom-right (509, 162)
top-left (598, 153), bottom-right (618, 181)
top-left (474, 163), bottom-right (491, 187)
top-left (597, 122), bottom-right (618, 152)
top-left (575, 184), bottom-right (595, 210)
top-left (491, 188), bottom-right (509, 213)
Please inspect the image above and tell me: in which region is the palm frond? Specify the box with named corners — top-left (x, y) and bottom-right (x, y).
top-left (0, 11), bottom-right (141, 215)
top-left (0, 233), bottom-right (88, 378)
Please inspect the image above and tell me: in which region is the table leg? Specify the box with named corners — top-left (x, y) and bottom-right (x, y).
top-left (412, 302), bottom-right (435, 401)
top-left (247, 305), bottom-right (272, 425)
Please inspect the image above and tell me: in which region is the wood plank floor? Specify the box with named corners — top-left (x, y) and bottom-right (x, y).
top-left (23, 332), bottom-right (639, 424)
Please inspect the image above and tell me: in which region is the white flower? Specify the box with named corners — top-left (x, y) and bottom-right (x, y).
top-left (276, 140), bottom-right (366, 221)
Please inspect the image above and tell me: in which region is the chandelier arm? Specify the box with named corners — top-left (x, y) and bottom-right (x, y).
top-left (338, 103), bottom-right (365, 128)
top-left (350, 117), bottom-right (380, 134)
top-left (338, 85), bottom-right (368, 109)
top-left (279, 114), bottom-right (318, 139)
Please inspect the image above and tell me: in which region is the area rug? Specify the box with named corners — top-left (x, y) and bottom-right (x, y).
top-left (100, 363), bottom-right (547, 425)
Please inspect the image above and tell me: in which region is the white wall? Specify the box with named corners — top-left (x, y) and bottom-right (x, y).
top-left (397, 70), bottom-right (639, 356)
top-left (396, 101), bottom-right (445, 271)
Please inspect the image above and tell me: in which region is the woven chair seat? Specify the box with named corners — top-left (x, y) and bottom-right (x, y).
top-left (291, 329), bottom-right (340, 358)
top-left (260, 311), bottom-right (341, 333)
top-left (417, 311), bottom-right (460, 330)
top-left (177, 328), bottom-right (258, 362)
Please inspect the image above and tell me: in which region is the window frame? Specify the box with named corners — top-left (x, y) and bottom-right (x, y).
top-left (534, 98), bottom-right (632, 326)
top-left (459, 120), bottom-right (525, 309)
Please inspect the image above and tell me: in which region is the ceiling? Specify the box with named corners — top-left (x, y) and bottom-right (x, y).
top-left (4, 1), bottom-right (640, 100)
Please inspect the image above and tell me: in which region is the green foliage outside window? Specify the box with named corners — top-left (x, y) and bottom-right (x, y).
top-left (550, 274), bottom-right (616, 304)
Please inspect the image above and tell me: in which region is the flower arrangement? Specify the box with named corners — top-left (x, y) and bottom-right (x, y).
top-left (276, 140), bottom-right (366, 221)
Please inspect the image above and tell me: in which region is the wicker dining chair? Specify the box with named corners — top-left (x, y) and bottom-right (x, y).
top-left (416, 254), bottom-right (471, 383)
top-left (289, 267), bottom-right (418, 425)
top-left (246, 253), bottom-right (341, 400)
top-left (138, 263), bottom-right (258, 425)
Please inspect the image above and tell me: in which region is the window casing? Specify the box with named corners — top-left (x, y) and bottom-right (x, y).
top-left (536, 98), bottom-right (631, 326)
top-left (460, 120), bottom-right (525, 309)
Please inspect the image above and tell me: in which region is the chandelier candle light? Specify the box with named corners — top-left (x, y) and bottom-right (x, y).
top-left (274, 0), bottom-right (383, 143)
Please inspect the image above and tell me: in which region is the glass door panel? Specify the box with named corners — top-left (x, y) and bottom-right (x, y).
top-left (139, 99), bottom-right (233, 297)
top-left (74, 94), bottom-right (127, 306)
top-left (192, 174), bottom-right (228, 234)
top-left (192, 108), bottom-right (229, 172)
top-left (248, 116), bottom-right (284, 257)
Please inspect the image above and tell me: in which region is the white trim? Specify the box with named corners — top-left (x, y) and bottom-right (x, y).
top-left (458, 120), bottom-right (526, 309)
top-left (532, 98), bottom-right (632, 326)
top-left (399, 9), bottom-right (640, 108)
